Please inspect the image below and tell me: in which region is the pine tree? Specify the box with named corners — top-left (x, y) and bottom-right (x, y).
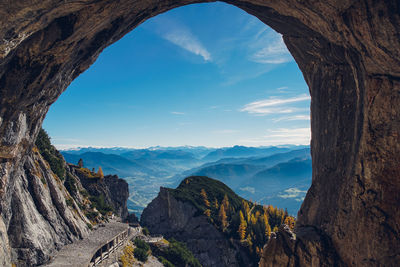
top-left (219, 204), bottom-right (228, 229)
top-left (200, 189), bottom-right (210, 207)
top-left (97, 167), bottom-right (104, 178)
top-left (78, 158), bottom-right (83, 168)
top-left (238, 211), bottom-right (247, 240)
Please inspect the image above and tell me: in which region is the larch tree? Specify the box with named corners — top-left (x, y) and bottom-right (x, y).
top-left (250, 214), bottom-right (257, 225)
top-left (265, 220), bottom-right (271, 238)
top-left (242, 200), bottom-right (250, 221)
top-left (284, 216), bottom-right (296, 230)
top-left (213, 198), bottom-right (219, 210)
top-left (219, 204), bottom-right (228, 229)
top-left (204, 209), bottom-right (211, 217)
top-left (238, 210), bottom-right (247, 240)
top-left (200, 189), bottom-right (210, 207)
top-left (222, 194), bottom-right (229, 212)
top-left (97, 167), bottom-right (104, 178)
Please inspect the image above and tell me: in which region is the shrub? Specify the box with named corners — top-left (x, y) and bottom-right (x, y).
top-left (65, 198), bottom-right (74, 207)
top-left (164, 239), bottom-right (201, 267)
top-left (86, 223), bottom-right (93, 230)
top-left (65, 173), bottom-right (77, 197)
top-left (134, 247), bottom-right (148, 262)
top-left (158, 256), bottom-right (175, 267)
top-left (85, 211), bottom-right (99, 221)
top-left (35, 128), bottom-right (65, 180)
top-left (80, 189), bottom-right (89, 197)
top-left (89, 194), bottom-right (113, 215)
top-left (134, 238), bottom-right (150, 251)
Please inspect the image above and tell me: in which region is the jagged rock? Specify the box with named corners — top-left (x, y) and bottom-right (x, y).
top-left (259, 225), bottom-right (343, 267)
top-left (141, 187), bottom-right (251, 267)
top-left (73, 168), bottom-right (129, 220)
top-left (0, 1), bottom-right (399, 266)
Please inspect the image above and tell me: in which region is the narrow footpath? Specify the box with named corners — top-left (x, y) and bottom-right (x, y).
top-left (43, 222), bottom-right (134, 267)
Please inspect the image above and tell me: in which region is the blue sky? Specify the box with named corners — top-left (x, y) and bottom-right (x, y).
top-left (43, 2), bottom-right (310, 149)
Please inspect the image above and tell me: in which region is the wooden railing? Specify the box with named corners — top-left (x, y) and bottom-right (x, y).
top-left (89, 228), bottom-right (130, 267)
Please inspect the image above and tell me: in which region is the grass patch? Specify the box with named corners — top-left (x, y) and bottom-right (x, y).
top-left (120, 243), bottom-right (135, 267)
top-left (76, 167), bottom-right (101, 179)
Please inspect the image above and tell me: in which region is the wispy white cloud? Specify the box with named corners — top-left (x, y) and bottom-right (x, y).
top-left (221, 67), bottom-right (273, 86)
top-left (276, 86), bottom-right (288, 91)
top-left (278, 188), bottom-right (308, 201)
top-left (272, 115), bottom-right (310, 122)
top-left (264, 128), bottom-right (310, 144)
top-left (240, 94), bottom-right (310, 115)
top-left (239, 127), bottom-right (310, 146)
top-left (148, 15), bottom-right (211, 62)
top-left (162, 26), bottom-right (211, 62)
top-left (52, 137), bottom-right (82, 143)
top-left (239, 186), bottom-right (255, 194)
top-left (208, 105), bottom-right (219, 110)
top-left (250, 32), bottom-right (292, 64)
top-left (171, 111), bottom-right (185, 115)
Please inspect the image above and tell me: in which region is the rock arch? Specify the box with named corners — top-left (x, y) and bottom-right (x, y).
top-left (0, 0), bottom-right (399, 266)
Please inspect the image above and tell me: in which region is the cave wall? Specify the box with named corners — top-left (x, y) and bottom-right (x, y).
top-left (0, 0), bottom-right (399, 266)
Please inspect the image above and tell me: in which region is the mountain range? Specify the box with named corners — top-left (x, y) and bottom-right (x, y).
top-left (61, 145), bottom-right (310, 215)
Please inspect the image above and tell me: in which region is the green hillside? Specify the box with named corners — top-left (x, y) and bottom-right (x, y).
top-left (168, 176), bottom-right (244, 214)
top-left (167, 176), bottom-right (296, 262)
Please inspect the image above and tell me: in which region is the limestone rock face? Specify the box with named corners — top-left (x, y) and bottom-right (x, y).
top-left (0, 0), bottom-right (399, 266)
top-left (6, 150), bottom-right (90, 266)
top-left (141, 187), bottom-right (251, 267)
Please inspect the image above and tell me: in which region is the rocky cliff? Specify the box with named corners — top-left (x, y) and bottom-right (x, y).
top-left (0, 1), bottom-right (399, 266)
top-left (141, 187), bottom-right (251, 267)
top-left (72, 165), bottom-right (129, 220)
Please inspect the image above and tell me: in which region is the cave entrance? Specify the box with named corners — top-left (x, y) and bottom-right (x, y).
top-left (2, 0), bottom-right (398, 266)
top-left (43, 2), bottom-right (311, 218)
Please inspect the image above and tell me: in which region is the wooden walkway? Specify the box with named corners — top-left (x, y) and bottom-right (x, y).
top-left (43, 222), bottom-right (130, 267)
